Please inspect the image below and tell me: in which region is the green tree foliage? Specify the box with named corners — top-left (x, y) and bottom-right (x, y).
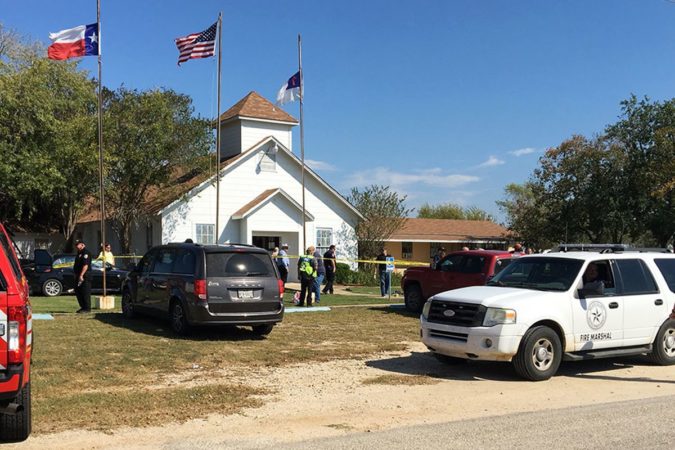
top-left (417, 202), bottom-right (495, 221)
top-left (496, 182), bottom-right (553, 249)
top-left (347, 185), bottom-right (412, 260)
top-left (102, 87), bottom-right (212, 252)
top-left (0, 24), bottom-right (97, 239)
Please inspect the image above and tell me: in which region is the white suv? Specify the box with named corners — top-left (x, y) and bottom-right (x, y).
top-left (420, 248), bottom-right (675, 380)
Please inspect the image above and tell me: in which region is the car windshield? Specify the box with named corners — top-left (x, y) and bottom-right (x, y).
top-left (487, 257), bottom-right (583, 291)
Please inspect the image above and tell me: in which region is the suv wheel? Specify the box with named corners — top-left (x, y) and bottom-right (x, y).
top-left (252, 324), bottom-right (274, 336)
top-left (42, 279), bottom-right (62, 297)
top-left (648, 319), bottom-right (675, 365)
top-left (513, 326), bottom-right (562, 381)
top-left (170, 300), bottom-right (191, 335)
top-left (404, 284), bottom-right (424, 313)
top-left (0, 382), bottom-right (31, 442)
top-left (121, 291), bottom-right (135, 319)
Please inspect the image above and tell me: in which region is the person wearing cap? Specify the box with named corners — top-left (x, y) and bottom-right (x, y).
top-left (73, 239), bottom-right (93, 313)
top-left (97, 242), bottom-right (115, 266)
top-left (277, 243), bottom-right (290, 286)
top-left (322, 245), bottom-right (337, 295)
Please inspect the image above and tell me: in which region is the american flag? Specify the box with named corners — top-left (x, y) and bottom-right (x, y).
top-left (175, 22), bottom-right (217, 66)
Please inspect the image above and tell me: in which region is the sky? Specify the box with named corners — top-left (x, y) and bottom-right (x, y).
top-left (4, 0), bottom-right (675, 221)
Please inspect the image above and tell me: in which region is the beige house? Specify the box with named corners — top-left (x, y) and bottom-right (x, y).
top-left (385, 218), bottom-right (510, 265)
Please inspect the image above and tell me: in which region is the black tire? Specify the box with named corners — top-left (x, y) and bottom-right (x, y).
top-left (252, 324), bottom-right (274, 336)
top-left (513, 326), bottom-right (562, 381)
top-left (121, 290), bottom-right (135, 319)
top-left (0, 382), bottom-right (32, 442)
top-left (42, 279), bottom-right (62, 297)
top-left (170, 300), bottom-right (191, 336)
top-left (404, 284), bottom-right (425, 313)
top-left (648, 319), bottom-right (675, 365)
top-left (433, 352), bottom-right (467, 365)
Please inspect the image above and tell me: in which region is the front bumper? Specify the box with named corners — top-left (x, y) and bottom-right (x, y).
top-left (421, 316), bottom-right (524, 362)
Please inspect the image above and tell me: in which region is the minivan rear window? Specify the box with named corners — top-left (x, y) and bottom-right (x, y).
top-left (206, 252), bottom-right (275, 278)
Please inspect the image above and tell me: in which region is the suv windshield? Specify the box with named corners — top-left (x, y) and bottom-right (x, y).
top-left (487, 257), bottom-right (583, 291)
top-left (206, 252), bottom-right (276, 277)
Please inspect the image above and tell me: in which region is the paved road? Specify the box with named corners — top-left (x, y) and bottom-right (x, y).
top-left (196, 395), bottom-right (675, 450)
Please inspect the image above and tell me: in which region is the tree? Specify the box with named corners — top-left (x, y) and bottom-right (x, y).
top-left (417, 202), bottom-right (495, 221)
top-left (347, 185), bottom-right (412, 260)
top-left (102, 87), bottom-right (212, 252)
top-left (0, 24), bottom-right (98, 239)
top-left (496, 182), bottom-right (553, 249)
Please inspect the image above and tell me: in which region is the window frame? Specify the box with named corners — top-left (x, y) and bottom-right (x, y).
top-left (316, 228), bottom-right (333, 255)
top-left (402, 242), bottom-right (413, 260)
top-left (195, 223), bottom-right (215, 245)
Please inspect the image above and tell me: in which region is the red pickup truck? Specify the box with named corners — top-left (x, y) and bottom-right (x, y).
top-left (401, 250), bottom-right (515, 313)
top-left (0, 223), bottom-right (32, 442)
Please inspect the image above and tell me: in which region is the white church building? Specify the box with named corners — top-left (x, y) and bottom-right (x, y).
top-left (77, 92), bottom-right (362, 278)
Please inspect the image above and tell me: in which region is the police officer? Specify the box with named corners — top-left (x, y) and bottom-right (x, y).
top-left (297, 246), bottom-right (317, 307)
top-left (73, 239), bottom-right (93, 313)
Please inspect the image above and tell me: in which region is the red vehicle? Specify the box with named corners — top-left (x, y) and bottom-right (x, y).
top-left (401, 250), bottom-right (515, 313)
top-left (0, 223), bottom-right (32, 441)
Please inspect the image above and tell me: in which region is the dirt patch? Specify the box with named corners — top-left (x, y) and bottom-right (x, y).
top-left (20, 342), bottom-right (675, 449)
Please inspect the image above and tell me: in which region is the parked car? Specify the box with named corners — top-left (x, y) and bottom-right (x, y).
top-left (401, 250), bottom-right (515, 313)
top-left (121, 242), bottom-right (285, 336)
top-left (420, 248), bottom-right (675, 381)
top-left (21, 249), bottom-right (128, 297)
top-left (0, 223), bottom-right (32, 441)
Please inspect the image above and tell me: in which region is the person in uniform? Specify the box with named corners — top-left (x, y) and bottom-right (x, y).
top-left (322, 245), bottom-right (337, 295)
top-left (297, 246), bottom-right (317, 307)
top-left (73, 239), bottom-right (93, 313)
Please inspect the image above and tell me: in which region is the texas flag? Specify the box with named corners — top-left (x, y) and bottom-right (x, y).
top-left (48, 23), bottom-right (99, 60)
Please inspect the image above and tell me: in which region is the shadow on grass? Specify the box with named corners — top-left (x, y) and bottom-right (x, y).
top-left (365, 351), bottom-right (663, 383)
top-left (367, 305), bottom-right (420, 319)
top-left (93, 311), bottom-right (271, 342)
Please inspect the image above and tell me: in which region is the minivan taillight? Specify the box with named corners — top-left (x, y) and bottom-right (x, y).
top-left (194, 279), bottom-right (207, 304)
top-left (8, 305), bottom-right (28, 364)
top-left (278, 279), bottom-right (285, 296)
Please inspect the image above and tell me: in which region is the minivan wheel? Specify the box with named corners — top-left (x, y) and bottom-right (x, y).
top-left (170, 300), bottom-right (191, 336)
top-left (513, 326), bottom-right (562, 381)
top-left (121, 291), bottom-right (135, 319)
top-left (42, 279), bottom-right (62, 297)
top-left (252, 324), bottom-right (274, 336)
top-left (404, 284), bottom-right (424, 313)
top-left (648, 319), bottom-right (675, 365)
top-left (0, 382), bottom-right (31, 442)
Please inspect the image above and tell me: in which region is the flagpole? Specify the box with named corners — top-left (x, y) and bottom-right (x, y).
top-left (97, 0), bottom-right (107, 297)
top-left (215, 12), bottom-right (222, 245)
top-left (298, 34), bottom-right (306, 252)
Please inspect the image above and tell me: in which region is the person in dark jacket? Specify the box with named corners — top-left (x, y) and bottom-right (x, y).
top-left (376, 248), bottom-right (390, 297)
top-left (313, 246), bottom-right (325, 303)
top-left (322, 245), bottom-right (337, 295)
top-left (73, 239), bottom-right (93, 313)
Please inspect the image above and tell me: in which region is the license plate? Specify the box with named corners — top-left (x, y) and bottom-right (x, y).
top-left (238, 290), bottom-right (254, 299)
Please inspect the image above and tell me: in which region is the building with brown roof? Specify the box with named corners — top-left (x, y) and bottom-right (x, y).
top-left (385, 218), bottom-right (509, 265)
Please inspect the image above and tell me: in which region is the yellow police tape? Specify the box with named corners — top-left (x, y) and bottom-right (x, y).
top-left (113, 254), bottom-right (430, 268)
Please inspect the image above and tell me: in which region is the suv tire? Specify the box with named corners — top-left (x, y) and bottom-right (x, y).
top-left (513, 326), bottom-right (562, 381)
top-left (170, 300), bottom-right (191, 336)
top-left (121, 290), bottom-right (135, 319)
top-left (0, 382), bottom-right (31, 442)
top-left (648, 319), bottom-right (675, 365)
top-left (252, 324), bottom-right (274, 336)
top-left (404, 284), bottom-right (424, 313)
top-left (42, 279), bottom-right (62, 297)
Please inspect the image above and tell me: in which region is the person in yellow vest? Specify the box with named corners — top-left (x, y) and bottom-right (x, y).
top-left (297, 246), bottom-right (317, 307)
top-left (97, 242), bottom-right (115, 266)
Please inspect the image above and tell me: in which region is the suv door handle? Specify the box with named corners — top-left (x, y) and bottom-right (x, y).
top-left (608, 302), bottom-right (619, 309)
top-left (655, 299), bottom-right (663, 306)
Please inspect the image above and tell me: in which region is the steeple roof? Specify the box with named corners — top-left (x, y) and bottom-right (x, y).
top-left (218, 91), bottom-right (298, 124)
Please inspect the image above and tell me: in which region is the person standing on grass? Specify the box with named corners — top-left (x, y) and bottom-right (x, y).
top-left (313, 246), bottom-right (325, 303)
top-left (376, 248), bottom-right (390, 297)
top-left (322, 244), bottom-right (337, 295)
top-left (297, 246), bottom-right (317, 307)
top-left (277, 243), bottom-right (290, 287)
top-left (73, 239), bottom-right (93, 313)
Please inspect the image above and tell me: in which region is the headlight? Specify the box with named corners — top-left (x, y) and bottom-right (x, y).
top-left (483, 308), bottom-right (517, 327)
top-left (422, 300), bottom-right (432, 319)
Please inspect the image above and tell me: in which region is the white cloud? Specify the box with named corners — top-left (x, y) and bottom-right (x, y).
top-left (305, 159), bottom-right (337, 172)
top-left (344, 167), bottom-right (479, 190)
top-left (477, 156), bottom-right (505, 168)
top-left (508, 147), bottom-right (536, 157)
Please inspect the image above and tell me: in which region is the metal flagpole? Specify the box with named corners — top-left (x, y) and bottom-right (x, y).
top-left (215, 12), bottom-right (223, 245)
top-left (298, 34), bottom-right (306, 252)
top-left (97, 0), bottom-right (107, 298)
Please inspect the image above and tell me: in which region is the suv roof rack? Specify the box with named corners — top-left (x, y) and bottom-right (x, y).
top-left (554, 243), bottom-right (672, 253)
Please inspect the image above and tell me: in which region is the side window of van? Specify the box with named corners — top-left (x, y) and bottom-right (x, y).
top-left (139, 250), bottom-right (156, 274)
top-left (153, 249), bottom-right (176, 274)
top-left (172, 249), bottom-right (196, 275)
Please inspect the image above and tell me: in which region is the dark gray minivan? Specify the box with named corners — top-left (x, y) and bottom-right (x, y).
top-left (121, 243), bottom-right (284, 335)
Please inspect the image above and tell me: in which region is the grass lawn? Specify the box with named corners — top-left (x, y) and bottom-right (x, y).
top-left (30, 299), bottom-right (419, 434)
